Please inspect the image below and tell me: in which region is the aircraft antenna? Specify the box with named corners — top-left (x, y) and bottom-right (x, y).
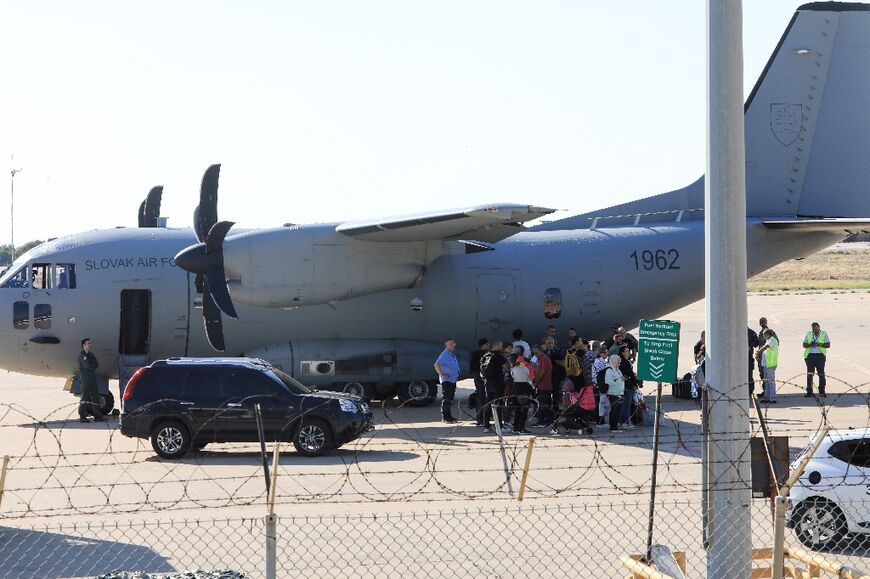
top-left (9, 155), bottom-right (22, 263)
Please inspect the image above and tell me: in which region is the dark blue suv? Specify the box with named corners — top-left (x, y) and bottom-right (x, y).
top-left (120, 357), bottom-right (373, 459)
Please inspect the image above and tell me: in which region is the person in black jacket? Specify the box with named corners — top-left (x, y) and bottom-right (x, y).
top-left (481, 340), bottom-right (509, 433)
top-left (747, 327), bottom-right (760, 395)
top-left (77, 338), bottom-right (104, 422)
top-left (470, 338), bottom-right (490, 427)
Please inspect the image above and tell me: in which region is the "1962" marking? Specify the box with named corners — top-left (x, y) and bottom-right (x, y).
top-left (630, 249), bottom-right (680, 271)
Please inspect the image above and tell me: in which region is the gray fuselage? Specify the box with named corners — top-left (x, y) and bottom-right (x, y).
top-left (0, 220), bottom-right (842, 384)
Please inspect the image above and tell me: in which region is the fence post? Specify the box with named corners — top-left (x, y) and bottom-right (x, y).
top-left (491, 406), bottom-right (514, 496)
top-left (771, 427), bottom-right (829, 579)
top-left (0, 455), bottom-right (8, 509)
top-left (265, 513), bottom-right (277, 579)
top-left (517, 437), bottom-right (536, 502)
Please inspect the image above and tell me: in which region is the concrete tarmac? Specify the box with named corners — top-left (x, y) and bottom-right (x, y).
top-left (1, 291), bottom-right (869, 577)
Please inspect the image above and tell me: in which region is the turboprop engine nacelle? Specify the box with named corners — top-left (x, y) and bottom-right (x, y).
top-left (222, 225), bottom-right (443, 307)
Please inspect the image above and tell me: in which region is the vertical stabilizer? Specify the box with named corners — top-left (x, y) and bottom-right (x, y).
top-left (745, 2), bottom-right (870, 217)
top-left (532, 2), bottom-right (870, 231)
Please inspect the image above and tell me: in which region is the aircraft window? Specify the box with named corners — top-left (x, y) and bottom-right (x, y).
top-left (54, 264), bottom-right (76, 289)
top-left (31, 263), bottom-right (51, 290)
top-left (13, 301), bottom-right (29, 329)
top-left (34, 304), bottom-right (52, 330)
top-left (1, 266), bottom-right (29, 289)
top-left (544, 288), bottom-right (562, 320)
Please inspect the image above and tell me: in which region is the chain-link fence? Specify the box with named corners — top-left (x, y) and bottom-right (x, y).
top-left (3, 499), bottom-right (870, 578)
top-left (3, 376), bottom-right (870, 577)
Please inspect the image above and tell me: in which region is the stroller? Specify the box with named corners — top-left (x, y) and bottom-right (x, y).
top-left (553, 381), bottom-right (596, 435)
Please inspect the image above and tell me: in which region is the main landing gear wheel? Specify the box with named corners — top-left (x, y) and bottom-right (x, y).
top-left (397, 381), bottom-right (437, 407)
top-left (98, 392), bottom-right (115, 416)
top-left (342, 382), bottom-right (373, 401)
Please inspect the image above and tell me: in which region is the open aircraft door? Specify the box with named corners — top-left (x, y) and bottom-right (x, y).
top-left (119, 281), bottom-right (189, 362)
top-left (474, 270), bottom-right (520, 343)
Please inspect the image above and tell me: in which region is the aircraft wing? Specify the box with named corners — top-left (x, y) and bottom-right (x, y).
top-left (335, 204), bottom-right (556, 242)
top-left (762, 218), bottom-right (870, 233)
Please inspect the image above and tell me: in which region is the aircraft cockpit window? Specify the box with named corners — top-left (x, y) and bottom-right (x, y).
top-left (31, 263), bottom-right (51, 290)
top-left (13, 301), bottom-right (29, 329)
top-left (544, 288), bottom-right (562, 320)
top-left (54, 264), bottom-right (76, 289)
top-left (0, 266), bottom-right (29, 289)
top-left (34, 304), bottom-right (52, 330)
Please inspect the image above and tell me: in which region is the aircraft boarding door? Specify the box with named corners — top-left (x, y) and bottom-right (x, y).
top-left (119, 290), bottom-right (151, 356)
top-left (474, 272), bottom-right (519, 343)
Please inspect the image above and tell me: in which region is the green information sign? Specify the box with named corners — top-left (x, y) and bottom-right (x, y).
top-left (636, 319), bottom-right (681, 383)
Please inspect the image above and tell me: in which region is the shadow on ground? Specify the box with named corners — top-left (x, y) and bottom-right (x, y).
top-left (0, 525), bottom-right (174, 578)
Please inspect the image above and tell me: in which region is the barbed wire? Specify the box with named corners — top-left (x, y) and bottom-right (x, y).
top-left (1, 374), bottom-right (869, 520)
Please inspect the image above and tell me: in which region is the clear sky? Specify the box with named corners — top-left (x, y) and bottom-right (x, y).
top-left (0, 1), bottom-right (808, 244)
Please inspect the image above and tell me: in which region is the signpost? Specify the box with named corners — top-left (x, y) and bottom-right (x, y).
top-left (637, 319), bottom-right (680, 563)
top-left (637, 319), bottom-right (681, 383)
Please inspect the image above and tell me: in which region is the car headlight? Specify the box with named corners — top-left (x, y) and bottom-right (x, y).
top-left (339, 399), bottom-right (358, 413)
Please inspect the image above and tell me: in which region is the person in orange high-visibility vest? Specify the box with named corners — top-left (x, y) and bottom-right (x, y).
top-left (803, 322), bottom-right (831, 398)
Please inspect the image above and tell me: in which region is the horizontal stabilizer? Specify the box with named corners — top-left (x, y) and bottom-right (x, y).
top-left (336, 204), bottom-right (555, 242)
top-left (762, 218), bottom-right (870, 233)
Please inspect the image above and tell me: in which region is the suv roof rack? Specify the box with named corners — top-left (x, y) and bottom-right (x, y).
top-left (151, 357), bottom-right (272, 369)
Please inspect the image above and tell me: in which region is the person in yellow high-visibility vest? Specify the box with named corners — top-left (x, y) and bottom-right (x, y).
top-left (756, 329), bottom-right (779, 403)
top-left (803, 322), bottom-right (830, 398)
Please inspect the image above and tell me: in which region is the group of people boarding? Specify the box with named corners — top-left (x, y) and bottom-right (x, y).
top-left (467, 324), bottom-right (645, 435)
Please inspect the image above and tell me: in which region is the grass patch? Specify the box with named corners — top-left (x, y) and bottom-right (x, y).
top-left (748, 244), bottom-right (870, 291)
top-left (747, 279), bottom-right (870, 292)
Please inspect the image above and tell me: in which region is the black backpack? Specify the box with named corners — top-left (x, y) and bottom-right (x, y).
top-left (596, 366), bottom-right (609, 393)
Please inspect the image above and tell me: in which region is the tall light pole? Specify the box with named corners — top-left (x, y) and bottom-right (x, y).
top-left (706, 0), bottom-right (751, 577)
top-left (10, 155), bottom-right (22, 263)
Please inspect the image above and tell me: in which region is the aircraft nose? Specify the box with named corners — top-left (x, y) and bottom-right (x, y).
top-left (174, 243), bottom-right (213, 274)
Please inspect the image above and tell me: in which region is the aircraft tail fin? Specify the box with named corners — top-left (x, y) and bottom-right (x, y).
top-left (744, 2), bottom-right (870, 218)
top-left (532, 3), bottom-right (870, 232)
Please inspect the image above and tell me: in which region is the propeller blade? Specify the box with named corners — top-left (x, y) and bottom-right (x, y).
top-left (193, 206), bottom-right (203, 242)
top-left (206, 220), bottom-right (235, 254)
top-left (144, 186), bottom-right (163, 227)
top-left (196, 164), bottom-right (221, 242)
top-left (137, 200), bottom-right (147, 228)
top-left (206, 267), bottom-right (238, 319)
top-left (201, 279), bottom-right (226, 351)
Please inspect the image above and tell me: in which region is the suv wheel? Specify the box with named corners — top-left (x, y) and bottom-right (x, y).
top-left (151, 420), bottom-right (191, 459)
top-left (793, 497), bottom-right (848, 550)
top-left (397, 381), bottom-right (437, 407)
top-left (293, 418), bottom-right (333, 457)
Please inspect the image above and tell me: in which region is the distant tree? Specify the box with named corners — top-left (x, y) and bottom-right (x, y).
top-left (0, 240), bottom-right (46, 267)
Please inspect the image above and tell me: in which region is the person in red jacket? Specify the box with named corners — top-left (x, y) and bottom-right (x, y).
top-left (531, 344), bottom-right (553, 427)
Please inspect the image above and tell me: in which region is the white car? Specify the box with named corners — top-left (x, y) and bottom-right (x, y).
top-left (787, 428), bottom-right (870, 550)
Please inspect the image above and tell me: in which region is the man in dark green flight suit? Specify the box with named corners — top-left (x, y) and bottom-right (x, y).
top-left (78, 338), bottom-right (104, 422)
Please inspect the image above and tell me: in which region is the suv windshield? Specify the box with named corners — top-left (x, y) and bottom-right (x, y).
top-left (268, 369), bottom-right (312, 395)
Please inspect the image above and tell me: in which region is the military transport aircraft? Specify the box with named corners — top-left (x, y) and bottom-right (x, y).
top-left (1, 2), bottom-right (869, 414)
